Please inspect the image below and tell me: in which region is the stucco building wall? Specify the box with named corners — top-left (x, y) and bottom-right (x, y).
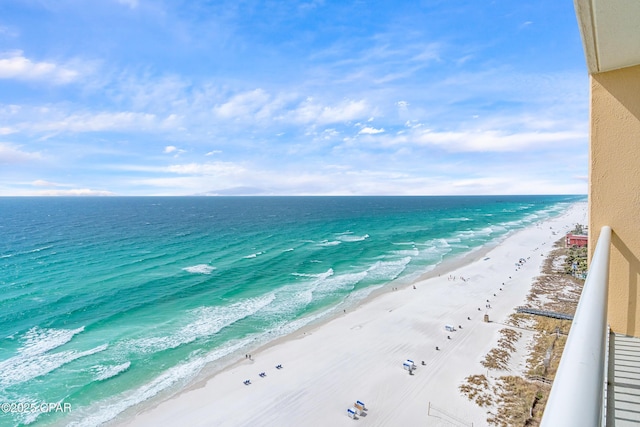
top-left (589, 63), bottom-right (640, 336)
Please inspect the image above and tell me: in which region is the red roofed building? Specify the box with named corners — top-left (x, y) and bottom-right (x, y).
top-left (566, 234), bottom-right (588, 247)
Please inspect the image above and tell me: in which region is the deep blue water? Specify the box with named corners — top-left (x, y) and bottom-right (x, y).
top-left (0, 195), bottom-right (584, 426)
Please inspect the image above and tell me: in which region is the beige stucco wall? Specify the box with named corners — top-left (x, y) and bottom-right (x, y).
top-left (589, 64), bottom-right (640, 336)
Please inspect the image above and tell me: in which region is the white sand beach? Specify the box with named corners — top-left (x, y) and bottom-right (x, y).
top-left (121, 202), bottom-right (587, 427)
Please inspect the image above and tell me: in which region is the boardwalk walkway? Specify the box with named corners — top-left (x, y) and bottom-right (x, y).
top-left (515, 307), bottom-right (574, 321)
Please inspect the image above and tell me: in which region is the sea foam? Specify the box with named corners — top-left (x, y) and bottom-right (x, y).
top-left (336, 233), bottom-right (369, 242)
top-left (318, 240), bottom-right (341, 246)
top-left (93, 361), bottom-right (132, 381)
top-left (366, 256), bottom-right (411, 281)
top-left (66, 339), bottom-right (251, 427)
top-left (0, 330), bottom-right (107, 388)
top-left (243, 252), bottom-right (263, 259)
top-left (182, 264), bottom-right (216, 274)
top-left (125, 294), bottom-right (275, 355)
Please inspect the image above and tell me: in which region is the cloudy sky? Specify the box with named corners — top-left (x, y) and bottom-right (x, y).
top-left (0, 0), bottom-right (588, 196)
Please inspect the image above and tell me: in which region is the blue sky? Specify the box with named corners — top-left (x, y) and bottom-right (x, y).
top-left (0, 0), bottom-right (588, 196)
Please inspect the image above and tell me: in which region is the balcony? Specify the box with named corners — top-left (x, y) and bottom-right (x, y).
top-left (540, 226), bottom-right (640, 426)
top-left (608, 334), bottom-right (640, 426)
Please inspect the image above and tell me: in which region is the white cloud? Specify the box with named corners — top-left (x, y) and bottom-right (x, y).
top-left (213, 89), bottom-right (271, 119)
top-left (117, 0), bottom-right (139, 9)
top-left (164, 145), bottom-right (186, 156)
top-left (0, 142), bottom-right (42, 163)
top-left (205, 150), bottom-right (222, 156)
top-left (116, 74), bottom-right (191, 112)
top-left (358, 126), bottom-right (385, 135)
top-left (167, 162), bottom-right (245, 176)
top-left (32, 179), bottom-right (66, 187)
top-left (109, 147), bottom-right (587, 196)
top-left (33, 111), bottom-right (158, 133)
top-left (404, 120), bottom-right (421, 128)
top-left (290, 98), bottom-right (371, 125)
top-left (384, 126), bottom-right (586, 152)
top-left (0, 51), bottom-right (80, 84)
top-left (448, 176), bottom-right (584, 196)
top-left (163, 114), bottom-right (183, 127)
top-left (31, 188), bottom-right (115, 196)
top-left (298, 0), bottom-right (325, 11)
top-left (0, 26), bottom-right (18, 38)
top-left (320, 129), bottom-right (339, 140)
top-left (411, 43), bottom-right (442, 62)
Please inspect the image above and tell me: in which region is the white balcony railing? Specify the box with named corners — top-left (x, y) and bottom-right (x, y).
top-left (540, 226), bottom-right (611, 427)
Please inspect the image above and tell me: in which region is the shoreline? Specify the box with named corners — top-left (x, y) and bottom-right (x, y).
top-left (115, 201), bottom-right (587, 427)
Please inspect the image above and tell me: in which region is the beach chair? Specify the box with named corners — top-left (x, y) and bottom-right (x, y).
top-left (404, 361), bottom-right (416, 375)
top-left (347, 407), bottom-right (357, 419)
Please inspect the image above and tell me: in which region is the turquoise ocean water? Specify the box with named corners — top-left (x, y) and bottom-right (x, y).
top-left (0, 195), bottom-right (584, 426)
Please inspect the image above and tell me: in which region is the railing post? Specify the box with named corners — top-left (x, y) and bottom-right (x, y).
top-left (540, 226), bottom-right (611, 427)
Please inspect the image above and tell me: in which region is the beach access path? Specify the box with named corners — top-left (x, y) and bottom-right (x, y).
top-left (121, 202), bottom-right (587, 427)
